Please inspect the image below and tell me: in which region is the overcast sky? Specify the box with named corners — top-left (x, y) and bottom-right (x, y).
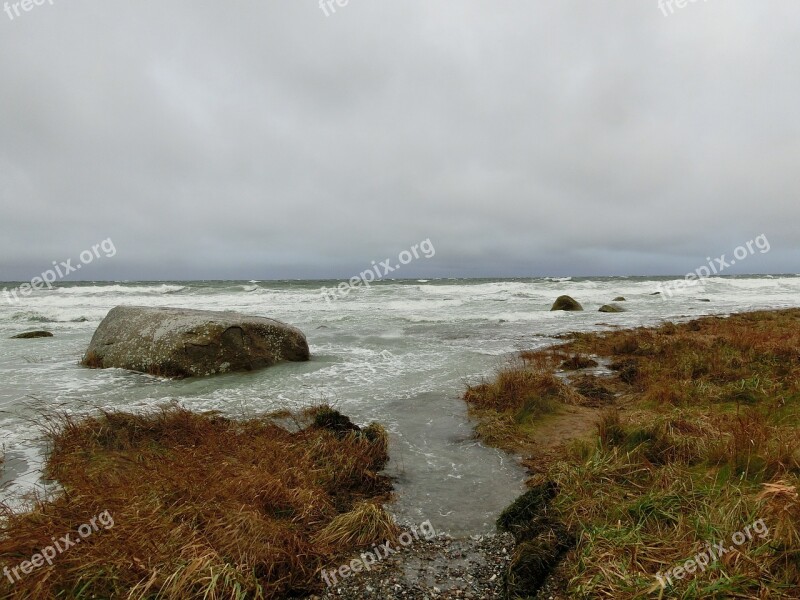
top-left (1, 1), bottom-right (798, 281)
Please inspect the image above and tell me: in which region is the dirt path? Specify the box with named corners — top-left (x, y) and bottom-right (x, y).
top-left (535, 405), bottom-right (601, 449)
top-left (521, 404), bottom-right (601, 472)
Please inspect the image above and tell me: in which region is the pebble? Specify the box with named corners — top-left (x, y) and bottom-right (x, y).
top-left (316, 533), bottom-right (514, 599)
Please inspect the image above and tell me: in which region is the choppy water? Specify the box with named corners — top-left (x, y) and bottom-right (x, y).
top-left (1, 276), bottom-right (799, 534)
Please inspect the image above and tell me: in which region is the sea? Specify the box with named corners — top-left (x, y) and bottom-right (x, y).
top-left (1, 276), bottom-right (798, 534)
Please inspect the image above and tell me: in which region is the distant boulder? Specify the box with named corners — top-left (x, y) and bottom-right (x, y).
top-left (82, 306), bottom-right (310, 378)
top-left (11, 330), bottom-right (53, 339)
top-left (613, 297), bottom-right (626, 302)
top-left (550, 296), bottom-right (583, 311)
top-left (599, 304), bottom-right (626, 313)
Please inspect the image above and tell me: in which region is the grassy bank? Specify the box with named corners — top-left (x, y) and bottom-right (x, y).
top-left (465, 309), bottom-right (800, 599)
top-left (0, 406), bottom-right (395, 599)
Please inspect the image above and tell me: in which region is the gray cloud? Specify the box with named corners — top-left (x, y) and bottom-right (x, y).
top-left (1, 0), bottom-right (798, 280)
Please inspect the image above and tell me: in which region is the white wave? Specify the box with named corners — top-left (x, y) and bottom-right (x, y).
top-left (706, 278), bottom-right (783, 290)
top-left (10, 311), bottom-right (56, 322)
top-left (380, 299), bottom-right (464, 311)
top-left (55, 284), bottom-right (187, 295)
top-left (417, 281), bottom-right (531, 297)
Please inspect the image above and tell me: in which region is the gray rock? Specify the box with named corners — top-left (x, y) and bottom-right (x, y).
top-left (550, 295), bottom-right (583, 311)
top-left (82, 306), bottom-right (310, 378)
top-left (598, 304), bottom-right (625, 313)
top-left (11, 330), bottom-right (53, 339)
top-left (613, 297), bottom-right (626, 302)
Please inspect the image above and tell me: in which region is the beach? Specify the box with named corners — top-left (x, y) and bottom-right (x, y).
top-left (1, 278), bottom-right (799, 597)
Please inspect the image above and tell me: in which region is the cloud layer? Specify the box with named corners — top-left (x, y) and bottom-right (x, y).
top-left (1, 1), bottom-right (798, 280)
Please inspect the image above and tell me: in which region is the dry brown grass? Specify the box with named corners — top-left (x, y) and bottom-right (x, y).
top-left (465, 309), bottom-right (800, 598)
top-left (464, 360), bottom-right (586, 456)
top-left (313, 501), bottom-right (399, 549)
top-left (0, 406), bottom-right (393, 599)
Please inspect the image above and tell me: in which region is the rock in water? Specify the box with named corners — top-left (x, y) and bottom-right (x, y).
top-left (82, 306), bottom-right (310, 378)
top-left (550, 295), bottom-right (583, 311)
top-left (613, 296), bottom-right (626, 302)
top-left (11, 330), bottom-right (53, 339)
top-left (599, 304), bottom-right (626, 313)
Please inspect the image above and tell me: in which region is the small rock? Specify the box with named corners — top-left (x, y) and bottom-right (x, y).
top-left (598, 304), bottom-right (625, 313)
top-left (11, 330), bottom-right (53, 339)
top-left (550, 295), bottom-right (583, 311)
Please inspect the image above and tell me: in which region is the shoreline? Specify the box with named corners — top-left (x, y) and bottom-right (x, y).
top-left (2, 307), bottom-right (799, 598)
top-left (314, 307), bottom-right (800, 599)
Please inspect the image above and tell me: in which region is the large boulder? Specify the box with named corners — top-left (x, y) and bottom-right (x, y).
top-left (82, 306), bottom-right (310, 378)
top-left (550, 296), bottom-right (583, 311)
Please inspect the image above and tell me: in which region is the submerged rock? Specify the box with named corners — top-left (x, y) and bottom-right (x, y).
top-left (599, 304), bottom-right (626, 313)
top-left (550, 295), bottom-right (583, 311)
top-left (82, 306), bottom-right (310, 378)
top-left (312, 406), bottom-right (362, 437)
top-left (613, 296), bottom-right (626, 302)
top-left (11, 330), bottom-right (53, 339)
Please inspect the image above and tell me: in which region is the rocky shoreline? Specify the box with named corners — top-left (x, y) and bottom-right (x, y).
top-left (313, 532), bottom-right (516, 600)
